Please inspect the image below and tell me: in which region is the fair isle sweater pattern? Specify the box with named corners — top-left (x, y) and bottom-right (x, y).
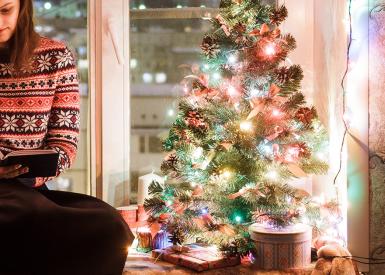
top-left (0, 37), bottom-right (80, 186)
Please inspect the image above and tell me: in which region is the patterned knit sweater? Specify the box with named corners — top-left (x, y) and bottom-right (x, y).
top-left (0, 36), bottom-right (80, 187)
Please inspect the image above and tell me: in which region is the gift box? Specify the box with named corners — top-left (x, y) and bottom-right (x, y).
top-left (137, 204), bottom-right (149, 222)
top-left (117, 205), bottom-right (138, 224)
top-left (152, 244), bottom-right (240, 272)
top-left (117, 204), bottom-right (151, 229)
top-left (249, 223), bottom-right (312, 270)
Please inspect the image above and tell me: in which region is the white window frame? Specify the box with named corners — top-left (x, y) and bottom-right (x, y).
top-left (88, 0), bottom-right (130, 204)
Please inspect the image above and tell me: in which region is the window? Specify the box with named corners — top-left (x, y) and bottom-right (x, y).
top-left (34, 0), bottom-right (89, 194)
top-left (129, 0), bottom-right (276, 203)
top-left (129, 0), bottom-right (276, 204)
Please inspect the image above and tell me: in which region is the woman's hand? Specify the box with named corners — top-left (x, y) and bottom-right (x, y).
top-left (0, 165), bottom-right (29, 179)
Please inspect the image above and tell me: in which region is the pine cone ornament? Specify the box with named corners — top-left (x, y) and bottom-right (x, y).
top-left (177, 129), bottom-right (191, 144)
top-left (253, 211), bottom-right (270, 224)
top-left (201, 36), bottom-right (220, 58)
top-left (275, 65), bottom-right (303, 85)
top-left (169, 225), bottom-right (186, 245)
top-left (275, 67), bottom-right (290, 84)
top-left (270, 5), bottom-right (288, 25)
top-left (295, 107), bottom-right (317, 125)
top-left (161, 153), bottom-right (178, 172)
top-left (232, 23), bottom-right (248, 45)
top-left (293, 142), bottom-right (311, 158)
top-left (186, 110), bottom-right (207, 130)
top-left (233, 23), bottom-right (246, 34)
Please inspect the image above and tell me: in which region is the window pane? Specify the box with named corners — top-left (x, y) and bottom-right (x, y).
top-left (130, 0), bottom-right (275, 9)
top-left (129, 1), bottom-right (276, 204)
top-left (130, 14), bottom-right (213, 203)
top-left (34, 0), bottom-right (88, 194)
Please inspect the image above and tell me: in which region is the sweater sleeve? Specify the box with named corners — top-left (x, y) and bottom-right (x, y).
top-left (35, 45), bottom-right (80, 187)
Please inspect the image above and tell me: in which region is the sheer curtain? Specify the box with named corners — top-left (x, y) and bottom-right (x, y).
top-left (369, 6), bottom-right (385, 274)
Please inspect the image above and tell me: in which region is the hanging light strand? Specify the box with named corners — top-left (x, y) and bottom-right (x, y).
top-left (333, 0), bottom-right (353, 186)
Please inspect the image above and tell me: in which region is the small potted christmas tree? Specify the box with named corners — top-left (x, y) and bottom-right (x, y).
top-left (145, 0), bottom-right (329, 270)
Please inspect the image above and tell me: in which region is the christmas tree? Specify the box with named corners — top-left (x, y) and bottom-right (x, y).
top-left (145, 0), bottom-right (329, 257)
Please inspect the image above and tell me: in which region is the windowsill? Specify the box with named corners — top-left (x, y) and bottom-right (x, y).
top-left (123, 251), bottom-right (315, 274)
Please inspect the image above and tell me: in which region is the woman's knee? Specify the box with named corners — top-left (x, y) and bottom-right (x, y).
top-left (105, 208), bottom-right (134, 246)
top-left (0, 184), bottom-right (43, 224)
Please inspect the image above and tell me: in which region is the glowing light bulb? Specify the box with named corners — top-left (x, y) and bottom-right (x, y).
top-left (240, 121), bottom-right (253, 132)
top-left (222, 170), bottom-right (232, 179)
top-left (142, 72), bottom-right (153, 83)
top-left (192, 147), bottom-right (203, 159)
top-left (155, 72), bottom-right (167, 83)
top-left (227, 54), bottom-right (237, 64)
top-left (167, 109), bottom-right (174, 117)
top-left (272, 109), bottom-right (281, 117)
top-left (227, 85), bottom-right (238, 97)
top-left (266, 170), bottom-right (278, 180)
top-left (201, 208), bottom-right (208, 215)
top-left (249, 89), bottom-right (261, 98)
top-left (203, 64), bottom-right (210, 70)
top-left (130, 58), bottom-right (138, 69)
top-left (44, 2), bottom-right (52, 10)
top-left (286, 197), bottom-right (292, 203)
top-left (264, 44), bottom-right (276, 56)
top-left (138, 4), bottom-right (146, 9)
top-left (183, 85), bottom-right (189, 94)
top-left (263, 145), bottom-right (273, 154)
top-left (176, 4), bottom-right (182, 8)
top-left (235, 216), bottom-right (242, 223)
top-left (213, 72), bottom-right (221, 80)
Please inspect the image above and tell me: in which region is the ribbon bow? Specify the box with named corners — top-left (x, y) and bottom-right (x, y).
top-left (247, 83), bottom-right (285, 120)
top-left (271, 143), bottom-right (308, 178)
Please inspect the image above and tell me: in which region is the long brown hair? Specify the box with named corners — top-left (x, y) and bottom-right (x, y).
top-left (9, 0), bottom-right (39, 70)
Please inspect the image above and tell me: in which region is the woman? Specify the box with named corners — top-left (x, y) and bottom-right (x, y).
top-left (0, 0), bottom-right (134, 274)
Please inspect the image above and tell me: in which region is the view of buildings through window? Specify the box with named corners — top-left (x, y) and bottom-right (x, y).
top-left (34, 0), bottom-right (88, 194)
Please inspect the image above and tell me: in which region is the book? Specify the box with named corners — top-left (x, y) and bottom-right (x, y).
top-left (0, 149), bottom-right (59, 178)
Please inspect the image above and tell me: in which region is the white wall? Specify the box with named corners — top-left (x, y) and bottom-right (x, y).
top-left (283, 0), bottom-right (369, 271)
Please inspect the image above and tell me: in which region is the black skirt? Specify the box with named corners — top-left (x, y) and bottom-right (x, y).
top-left (0, 181), bottom-right (134, 275)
